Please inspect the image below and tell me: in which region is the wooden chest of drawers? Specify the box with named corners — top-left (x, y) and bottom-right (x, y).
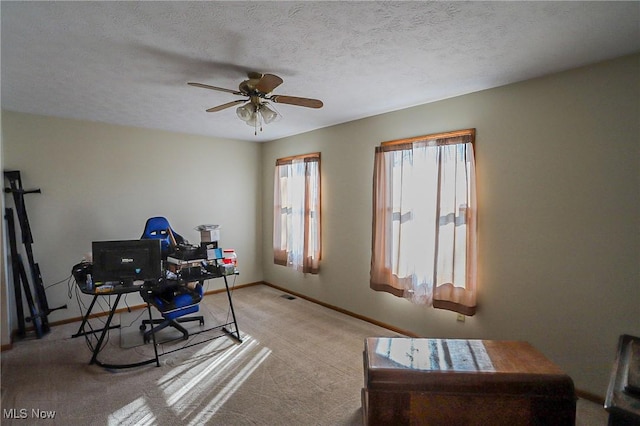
top-left (362, 337), bottom-right (576, 425)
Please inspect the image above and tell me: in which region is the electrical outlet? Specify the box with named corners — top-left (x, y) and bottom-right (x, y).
top-left (457, 314), bottom-right (465, 322)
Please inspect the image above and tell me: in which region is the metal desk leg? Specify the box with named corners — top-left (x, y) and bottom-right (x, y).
top-left (72, 294), bottom-right (120, 338)
top-left (91, 300), bottom-right (161, 369)
top-left (89, 294), bottom-right (121, 365)
top-left (72, 295), bottom-right (98, 338)
top-left (146, 301), bottom-right (160, 367)
top-left (221, 275), bottom-right (242, 342)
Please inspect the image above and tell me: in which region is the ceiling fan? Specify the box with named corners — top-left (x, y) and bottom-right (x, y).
top-left (188, 72), bottom-right (323, 134)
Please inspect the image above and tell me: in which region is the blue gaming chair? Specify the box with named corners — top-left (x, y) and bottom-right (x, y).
top-left (139, 216), bottom-right (185, 259)
top-left (139, 216), bottom-right (204, 343)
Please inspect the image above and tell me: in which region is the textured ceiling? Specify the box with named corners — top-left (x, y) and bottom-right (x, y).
top-left (2, 1), bottom-right (639, 142)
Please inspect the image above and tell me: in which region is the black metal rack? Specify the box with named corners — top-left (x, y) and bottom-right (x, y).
top-left (4, 170), bottom-right (66, 338)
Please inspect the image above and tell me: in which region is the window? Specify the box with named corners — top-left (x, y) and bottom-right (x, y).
top-left (273, 152), bottom-right (321, 274)
top-left (370, 129), bottom-right (477, 315)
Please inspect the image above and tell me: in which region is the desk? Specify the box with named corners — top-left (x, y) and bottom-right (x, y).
top-left (72, 266), bottom-right (241, 369)
top-left (72, 281), bottom-right (161, 369)
top-left (362, 337), bottom-right (576, 425)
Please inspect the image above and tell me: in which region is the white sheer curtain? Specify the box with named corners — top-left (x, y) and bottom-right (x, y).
top-left (370, 130), bottom-right (477, 315)
top-left (273, 153), bottom-right (321, 274)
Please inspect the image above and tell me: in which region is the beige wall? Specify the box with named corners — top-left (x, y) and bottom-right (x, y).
top-left (261, 54), bottom-right (640, 396)
top-left (1, 114), bottom-right (263, 325)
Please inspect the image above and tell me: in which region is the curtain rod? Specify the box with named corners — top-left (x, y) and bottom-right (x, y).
top-left (381, 128), bottom-right (475, 147)
top-left (276, 152), bottom-right (320, 165)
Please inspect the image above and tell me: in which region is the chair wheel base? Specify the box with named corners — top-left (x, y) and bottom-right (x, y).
top-left (140, 316), bottom-right (204, 344)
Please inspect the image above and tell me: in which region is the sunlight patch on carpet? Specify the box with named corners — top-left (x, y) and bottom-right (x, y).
top-left (156, 333), bottom-right (236, 386)
top-left (187, 346), bottom-right (272, 425)
top-left (162, 336), bottom-right (257, 408)
top-left (144, 332), bottom-right (271, 422)
top-left (108, 397), bottom-right (156, 426)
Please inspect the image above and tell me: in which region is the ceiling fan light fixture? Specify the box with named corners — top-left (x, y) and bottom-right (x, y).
top-left (236, 103), bottom-right (255, 122)
top-left (259, 103), bottom-right (278, 124)
top-left (245, 113), bottom-right (259, 127)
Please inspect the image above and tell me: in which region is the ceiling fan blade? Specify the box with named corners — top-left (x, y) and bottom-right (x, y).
top-left (206, 99), bottom-right (247, 112)
top-left (270, 95), bottom-right (323, 109)
top-left (188, 82), bottom-right (243, 95)
top-left (255, 74), bottom-right (283, 94)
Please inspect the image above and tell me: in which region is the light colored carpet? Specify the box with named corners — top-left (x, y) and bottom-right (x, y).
top-left (1, 284), bottom-right (609, 425)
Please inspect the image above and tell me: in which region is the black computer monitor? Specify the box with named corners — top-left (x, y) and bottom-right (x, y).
top-left (92, 239), bottom-right (162, 285)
